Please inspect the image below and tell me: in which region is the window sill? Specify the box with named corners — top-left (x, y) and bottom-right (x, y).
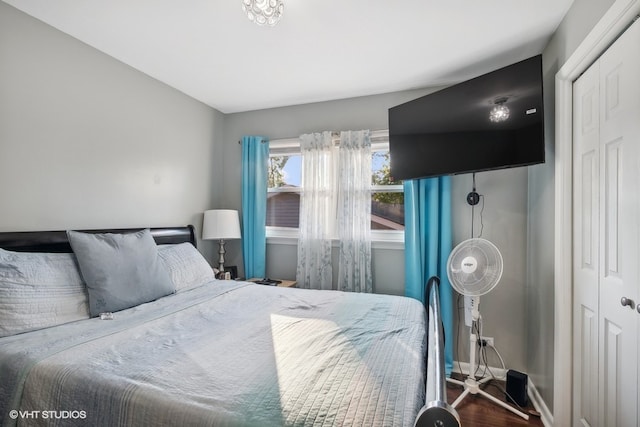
top-left (266, 230), bottom-right (404, 250)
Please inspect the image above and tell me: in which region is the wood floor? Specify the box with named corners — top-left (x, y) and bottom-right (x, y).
top-left (446, 374), bottom-right (544, 427)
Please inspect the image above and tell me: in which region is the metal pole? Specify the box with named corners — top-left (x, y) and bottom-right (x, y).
top-left (414, 276), bottom-right (461, 427)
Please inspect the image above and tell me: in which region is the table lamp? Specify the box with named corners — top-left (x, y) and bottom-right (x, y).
top-left (202, 209), bottom-right (241, 272)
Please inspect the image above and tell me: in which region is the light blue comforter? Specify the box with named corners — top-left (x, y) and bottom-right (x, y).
top-left (0, 281), bottom-right (426, 426)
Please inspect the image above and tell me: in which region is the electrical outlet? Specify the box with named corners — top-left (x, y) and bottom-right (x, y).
top-left (479, 336), bottom-right (494, 347)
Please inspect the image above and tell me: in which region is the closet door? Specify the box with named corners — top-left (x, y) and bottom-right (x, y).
top-left (573, 18), bottom-right (640, 427)
top-left (596, 18), bottom-right (640, 427)
top-left (572, 55), bottom-right (600, 427)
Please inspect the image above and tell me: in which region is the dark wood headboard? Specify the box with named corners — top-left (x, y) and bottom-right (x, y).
top-left (0, 225), bottom-right (196, 253)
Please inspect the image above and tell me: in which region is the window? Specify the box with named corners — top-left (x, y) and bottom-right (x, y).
top-left (266, 138), bottom-right (302, 230)
top-left (371, 137), bottom-right (404, 231)
top-left (266, 130), bottom-right (404, 246)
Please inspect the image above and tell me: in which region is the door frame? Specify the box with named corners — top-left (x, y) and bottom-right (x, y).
top-left (554, 1), bottom-right (640, 425)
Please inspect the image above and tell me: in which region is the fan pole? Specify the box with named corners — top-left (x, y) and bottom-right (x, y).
top-left (446, 297), bottom-right (529, 421)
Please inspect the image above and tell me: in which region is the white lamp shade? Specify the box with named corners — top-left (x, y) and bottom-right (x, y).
top-left (202, 210), bottom-right (241, 240)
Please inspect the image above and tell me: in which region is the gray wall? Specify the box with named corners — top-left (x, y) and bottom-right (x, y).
top-left (223, 93), bottom-right (531, 372)
top-left (527, 0), bottom-right (616, 412)
top-left (0, 2), bottom-right (225, 261)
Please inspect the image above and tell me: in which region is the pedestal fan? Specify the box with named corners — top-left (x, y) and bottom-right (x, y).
top-left (446, 238), bottom-right (529, 420)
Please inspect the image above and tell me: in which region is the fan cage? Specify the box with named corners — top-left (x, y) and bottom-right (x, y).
top-left (447, 238), bottom-right (503, 296)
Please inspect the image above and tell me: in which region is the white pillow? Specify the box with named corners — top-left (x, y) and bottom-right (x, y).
top-left (0, 248), bottom-right (90, 337)
top-left (158, 243), bottom-right (215, 292)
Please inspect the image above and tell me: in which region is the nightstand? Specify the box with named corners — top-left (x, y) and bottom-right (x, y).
top-left (248, 278), bottom-right (297, 288)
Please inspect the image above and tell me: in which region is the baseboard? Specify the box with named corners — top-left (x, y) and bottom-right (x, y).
top-left (527, 377), bottom-right (553, 427)
top-left (450, 362), bottom-right (553, 426)
top-left (451, 361), bottom-right (508, 380)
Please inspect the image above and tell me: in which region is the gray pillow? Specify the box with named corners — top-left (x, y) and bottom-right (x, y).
top-left (67, 229), bottom-right (175, 317)
top-left (158, 243), bottom-right (216, 292)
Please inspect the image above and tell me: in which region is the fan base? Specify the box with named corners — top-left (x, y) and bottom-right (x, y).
top-left (447, 376), bottom-right (529, 420)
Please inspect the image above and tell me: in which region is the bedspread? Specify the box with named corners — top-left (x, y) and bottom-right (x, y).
top-left (0, 281), bottom-right (426, 427)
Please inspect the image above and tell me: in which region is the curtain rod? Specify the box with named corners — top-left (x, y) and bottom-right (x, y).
top-left (237, 129), bottom-right (388, 144)
top-left (237, 139), bottom-right (268, 144)
top-left (237, 133), bottom-right (335, 144)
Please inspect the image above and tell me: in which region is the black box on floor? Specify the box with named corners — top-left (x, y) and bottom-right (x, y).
top-left (506, 369), bottom-right (528, 407)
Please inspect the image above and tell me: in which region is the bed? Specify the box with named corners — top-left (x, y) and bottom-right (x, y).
top-left (0, 226), bottom-right (457, 426)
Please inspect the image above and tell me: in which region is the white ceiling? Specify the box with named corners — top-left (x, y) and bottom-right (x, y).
top-left (3, 0), bottom-right (574, 113)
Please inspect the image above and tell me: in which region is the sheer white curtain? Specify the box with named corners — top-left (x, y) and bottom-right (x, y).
top-left (296, 132), bottom-right (335, 290)
top-left (337, 130), bottom-right (372, 292)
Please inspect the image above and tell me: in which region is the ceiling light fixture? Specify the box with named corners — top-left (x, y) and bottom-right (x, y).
top-left (242, 0), bottom-right (284, 26)
top-left (489, 97), bottom-right (510, 123)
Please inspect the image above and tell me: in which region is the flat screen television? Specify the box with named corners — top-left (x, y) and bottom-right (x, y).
top-left (389, 55), bottom-right (544, 180)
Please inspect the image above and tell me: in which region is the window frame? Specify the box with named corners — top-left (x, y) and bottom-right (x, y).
top-left (266, 130), bottom-right (404, 249)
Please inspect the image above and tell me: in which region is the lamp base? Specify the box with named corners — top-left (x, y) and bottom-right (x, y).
top-left (217, 239), bottom-right (227, 272)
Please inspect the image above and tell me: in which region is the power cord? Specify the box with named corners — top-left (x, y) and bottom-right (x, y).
top-left (473, 316), bottom-right (528, 414)
top-left (468, 173), bottom-right (485, 239)
top-left (478, 194), bottom-right (485, 238)
top-left (453, 293), bottom-right (530, 416)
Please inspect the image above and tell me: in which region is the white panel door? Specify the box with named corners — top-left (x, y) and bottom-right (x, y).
top-left (573, 57), bottom-right (601, 427)
top-left (572, 18), bottom-right (640, 427)
top-left (597, 19), bottom-right (640, 427)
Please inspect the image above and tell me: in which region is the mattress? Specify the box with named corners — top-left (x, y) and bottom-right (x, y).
top-left (0, 280), bottom-right (426, 426)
